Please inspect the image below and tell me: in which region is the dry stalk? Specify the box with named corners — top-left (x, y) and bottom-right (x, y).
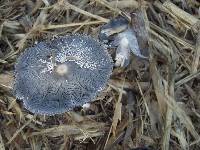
top-left (163, 1), bottom-right (199, 27)
top-left (191, 32), bottom-right (200, 73)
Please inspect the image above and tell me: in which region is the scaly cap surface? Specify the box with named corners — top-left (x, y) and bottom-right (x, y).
top-left (14, 35), bottom-right (113, 115)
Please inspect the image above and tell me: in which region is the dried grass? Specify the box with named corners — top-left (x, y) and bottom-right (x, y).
top-left (0, 0), bottom-right (200, 149)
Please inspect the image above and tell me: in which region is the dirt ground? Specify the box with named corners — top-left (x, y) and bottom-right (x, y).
top-left (0, 0), bottom-right (200, 150)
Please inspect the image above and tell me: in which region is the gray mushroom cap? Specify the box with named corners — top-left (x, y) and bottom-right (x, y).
top-left (14, 35), bottom-right (113, 115)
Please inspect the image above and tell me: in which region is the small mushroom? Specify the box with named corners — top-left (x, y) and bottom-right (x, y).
top-left (114, 28), bottom-right (147, 67)
top-left (99, 14), bottom-right (149, 67)
top-left (14, 35), bottom-right (113, 115)
top-left (99, 17), bottom-right (129, 43)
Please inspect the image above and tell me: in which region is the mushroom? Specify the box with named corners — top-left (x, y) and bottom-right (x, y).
top-left (113, 28), bottom-right (147, 67)
top-left (99, 15), bottom-right (148, 67)
top-left (14, 35), bottom-right (113, 115)
top-left (99, 17), bottom-right (129, 43)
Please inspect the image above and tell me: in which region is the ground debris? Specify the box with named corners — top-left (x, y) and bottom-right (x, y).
top-left (1, 0), bottom-right (200, 149)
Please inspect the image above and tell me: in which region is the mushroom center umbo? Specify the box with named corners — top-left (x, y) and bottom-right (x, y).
top-left (55, 63), bottom-right (69, 76)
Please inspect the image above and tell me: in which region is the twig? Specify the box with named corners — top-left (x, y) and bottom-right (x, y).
top-left (108, 0), bottom-right (139, 9)
top-left (150, 22), bottom-right (195, 50)
top-left (0, 133), bottom-right (5, 150)
top-left (191, 32), bottom-right (200, 73)
top-left (162, 48), bottom-right (175, 150)
top-left (163, 1), bottom-right (199, 27)
top-left (175, 71), bottom-right (200, 87)
top-left (43, 21), bottom-right (104, 30)
top-left (95, 0), bottom-right (131, 21)
top-left (7, 115), bottom-right (36, 144)
top-left (49, 0), bottom-right (109, 23)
